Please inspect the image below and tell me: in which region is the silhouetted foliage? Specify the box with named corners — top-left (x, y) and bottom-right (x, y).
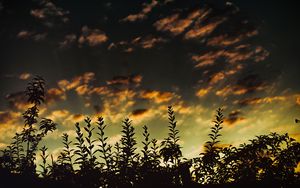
top-left (1, 78), bottom-right (300, 188)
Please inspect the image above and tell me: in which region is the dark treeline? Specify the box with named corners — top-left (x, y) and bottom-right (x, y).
top-left (0, 76), bottom-right (300, 188)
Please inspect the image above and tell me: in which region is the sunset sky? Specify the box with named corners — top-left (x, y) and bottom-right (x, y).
top-left (0, 0), bottom-right (300, 159)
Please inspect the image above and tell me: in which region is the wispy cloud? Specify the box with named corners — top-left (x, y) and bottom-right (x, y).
top-left (121, 0), bottom-right (158, 22)
top-left (154, 9), bottom-right (210, 36)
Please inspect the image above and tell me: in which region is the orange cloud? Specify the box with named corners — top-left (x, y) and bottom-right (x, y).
top-left (47, 88), bottom-right (66, 103)
top-left (75, 84), bottom-right (89, 95)
top-left (154, 9), bottom-right (210, 36)
top-left (140, 90), bottom-right (176, 103)
top-left (207, 30), bottom-right (258, 47)
top-left (122, 0), bottom-right (158, 22)
top-left (191, 46), bottom-right (269, 69)
top-left (57, 72), bottom-right (95, 91)
top-left (209, 72), bottom-right (225, 85)
top-left (78, 26), bottom-right (108, 47)
top-left (0, 111), bottom-right (23, 144)
top-left (184, 18), bottom-right (225, 39)
top-left (136, 36), bottom-right (167, 49)
top-left (296, 96), bottom-right (300, 105)
top-left (196, 87), bottom-right (211, 98)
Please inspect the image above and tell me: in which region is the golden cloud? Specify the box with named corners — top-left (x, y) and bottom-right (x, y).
top-left (140, 90), bottom-right (176, 103)
top-left (196, 87), bottom-right (211, 98)
top-left (184, 18), bottom-right (225, 39)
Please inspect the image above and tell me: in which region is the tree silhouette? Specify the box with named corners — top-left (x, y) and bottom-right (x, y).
top-left (1, 77), bottom-right (300, 188)
top-left (193, 108), bottom-right (224, 184)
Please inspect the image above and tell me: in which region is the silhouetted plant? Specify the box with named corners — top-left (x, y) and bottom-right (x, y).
top-left (150, 139), bottom-right (160, 167)
top-left (193, 108), bottom-right (224, 184)
top-left (57, 133), bottom-right (74, 169)
top-left (2, 76), bottom-right (57, 175)
top-left (74, 122), bottom-right (88, 170)
top-left (39, 146), bottom-right (49, 178)
top-left (160, 106), bottom-right (182, 167)
top-left (119, 118), bottom-right (139, 186)
top-left (96, 117), bottom-right (112, 170)
top-left (83, 117), bottom-right (97, 168)
top-left (1, 79), bottom-right (300, 188)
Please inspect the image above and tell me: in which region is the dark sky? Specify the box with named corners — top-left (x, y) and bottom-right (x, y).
top-left (0, 0), bottom-right (299, 157)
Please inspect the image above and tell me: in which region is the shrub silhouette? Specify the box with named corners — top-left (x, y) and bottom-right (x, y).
top-left (0, 77), bottom-right (300, 188)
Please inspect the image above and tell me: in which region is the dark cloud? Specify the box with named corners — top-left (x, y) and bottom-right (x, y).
top-left (106, 74), bottom-right (142, 87)
top-left (5, 91), bottom-right (28, 111)
top-left (0, 111), bottom-right (13, 123)
top-left (131, 108), bottom-right (149, 116)
top-left (224, 110), bottom-right (245, 125)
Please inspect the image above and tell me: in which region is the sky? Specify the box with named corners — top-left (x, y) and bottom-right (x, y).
top-left (0, 0), bottom-right (300, 159)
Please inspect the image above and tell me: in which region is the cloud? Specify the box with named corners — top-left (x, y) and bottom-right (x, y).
top-left (19, 73), bottom-right (31, 80)
top-left (0, 111), bottom-right (23, 144)
top-left (30, 0), bottom-right (69, 27)
top-left (46, 88), bottom-right (66, 104)
top-left (58, 72), bottom-right (95, 91)
top-left (16, 30), bottom-right (47, 41)
top-left (46, 109), bottom-right (70, 122)
top-left (106, 74), bottom-right (142, 86)
top-left (235, 96), bottom-right (286, 107)
top-left (131, 109), bottom-right (149, 117)
top-left (78, 26), bottom-right (108, 47)
top-left (17, 30), bottom-right (34, 39)
top-left (132, 36), bottom-right (167, 49)
top-left (191, 46), bottom-right (269, 69)
top-left (297, 96), bottom-right (300, 105)
top-left (196, 87), bottom-right (212, 98)
top-left (59, 34), bottom-right (77, 49)
top-left (209, 72), bottom-right (225, 85)
top-left (224, 110), bottom-right (245, 126)
top-left (5, 91), bottom-right (29, 111)
top-left (154, 9), bottom-right (210, 36)
top-left (111, 36), bottom-right (167, 52)
top-left (215, 74), bottom-right (267, 97)
top-left (184, 18), bottom-right (226, 40)
top-left (140, 90), bottom-right (177, 104)
top-left (121, 0), bottom-right (158, 22)
top-left (207, 30), bottom-right (258, 47)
